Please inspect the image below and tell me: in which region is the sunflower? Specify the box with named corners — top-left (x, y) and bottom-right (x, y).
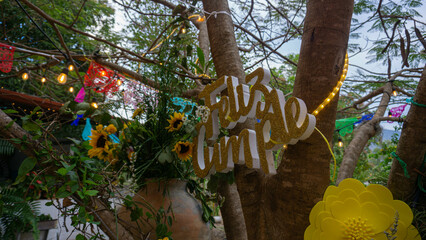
top-left (172, 141), bottom-right (193, 161)
top-left (88, 125), bottom-right (117, 164)
top-left (165, 112), bottom-right (184, 132)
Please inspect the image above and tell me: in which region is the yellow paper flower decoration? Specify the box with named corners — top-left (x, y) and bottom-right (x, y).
top-left (172, 141), bottom-right (193, 161)
top-left (89, 124), bottom-right (118, 164)
top-left (158, 237), bottom-right (169, 240)
top-left (165, 112), bottom-right (184, 132)
top-left (304, 178), bottom-right (421, 240)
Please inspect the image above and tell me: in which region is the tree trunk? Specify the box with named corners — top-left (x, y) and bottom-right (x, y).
top-left (337, 71), bottom-right (403, 184)
top-left (388, 65), bottom-right (426, 200)
top-left (337, 82), bottom-right (391, 183)
top-left (202, 0), bottom-right (354, 239)
top-left (271, 0), bottom-right (353, 238)
top-left (201, 1), bottom-right (248, 240)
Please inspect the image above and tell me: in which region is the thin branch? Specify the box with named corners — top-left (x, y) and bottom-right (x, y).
top-left (234, 24), bottom-right (297, 66)
top-left (266, 0), bottom-right (302, 35)
top-left (69, 0), bottom-right (88, 28)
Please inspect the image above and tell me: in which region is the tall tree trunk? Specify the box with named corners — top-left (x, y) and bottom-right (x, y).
top-left (202, 0), bottom-right (354, 239)
top-left (388, 65), bottom-right (426, 200)
top-left (337, 82), bottom-right (392, 183)
top-left (337, 71), bottom-right (403, 184)
top-left (273, 0), bottom-right (353, 238)
top-left (201, 1), bottom-right (248, 240)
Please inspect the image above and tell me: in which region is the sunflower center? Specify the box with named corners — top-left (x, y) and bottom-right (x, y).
top-left (173, 120), bottom-right (183, 128)
top-left (343, 217), bottom-right (374, 240)
top-left (180, 144), bottom-right (189, 153)
top-left (97, 135), bottom-right (107, 148)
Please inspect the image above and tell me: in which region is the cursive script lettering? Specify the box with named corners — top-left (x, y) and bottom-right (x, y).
top-left (192, 68), bottom-right (316, 178)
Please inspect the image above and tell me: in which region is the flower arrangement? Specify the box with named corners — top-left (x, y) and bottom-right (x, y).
top-left (116, 93), bottom-right (199, 183)
top-left (304, 178), bottom-right (421, 240)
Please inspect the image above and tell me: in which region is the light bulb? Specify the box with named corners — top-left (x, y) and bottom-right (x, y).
top-left (181, 28), bottom-right (186, 34)
top-left (69, 87), bottom-right (74, 92)
top-left (91, 98), bottom-right (98, 109)
top-left (392, 90), bottom-right (397, 97)
top-left (22, 70), bottom-right (29, 80)
top-left (388, 110), bottom-right (392, 117)
top-left (117, 79), bottom-right (122, 86)
top-left (41, 76), bottom-right (47, 83)
top-left (100, 70), bottom-right (107, 77)
top-left (57, 68), bottom-right (69, 84)
top-left (68, 63), bottom-right (74, 72)
top-left (338, 138), bottom-right (343, 148)
top-left (197, 16), bottom-right (205, 22)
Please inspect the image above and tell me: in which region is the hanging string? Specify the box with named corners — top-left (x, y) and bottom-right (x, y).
top-left (407, 97), bottom-right (426, 108)
top-left (391, 152), bottom-right (410, 178)
top-left (315, 127), bottom-right (337, 182)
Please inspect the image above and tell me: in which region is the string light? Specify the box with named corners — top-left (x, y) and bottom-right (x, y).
top-left (188, 14), bottom-right (205, 22)
top-left (57, 68), bottom-right (69, 84)
top-left (67, 62), bottom-right (75, 72)
top-left (392, 87), bottom-right (397, 97)
top-left (41, 76), bottom-right (47, 83)
top-left (91, 98), bottom-right (98, 109)
top-left (181, 27), bottom-right (186, 34)
top-left (69, 86), bottom-right (74, 93)
top-left (100, 69), bottom-right (107, 77)
top-left (21, 69), bottom-right (29, 80)
top-left (312, 53), bottom-right (348, 116)
top-left (388, 110), bottom-right (392, 117)
top-left (338, 137), bottom-right (343, 148)
top-left (117, 78), bottom-right (122, 86)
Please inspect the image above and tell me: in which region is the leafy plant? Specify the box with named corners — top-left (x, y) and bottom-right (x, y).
top-left (0, 187), bottom-right (40, 240)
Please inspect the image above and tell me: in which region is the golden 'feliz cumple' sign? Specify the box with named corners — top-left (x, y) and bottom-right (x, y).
top-left (192, 68), bottom-right (316, 178)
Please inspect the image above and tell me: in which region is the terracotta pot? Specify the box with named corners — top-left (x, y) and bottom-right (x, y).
top-left (118, 179), bottom-right (211, 240)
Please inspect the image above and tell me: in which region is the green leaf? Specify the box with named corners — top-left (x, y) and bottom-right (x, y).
top-left (2, 109), bottom-right (18, 114)
top-left (16, 157), bottom-right (37, 181)
top-left (85, 190), bottom-right (98, 196)
top-left (84, 180), bottom-right (97, 185)
top-left (197, 46), bottom-right (205, 70)
top-left (167, 216), bottom-right (173, 226)
top-left (76, 234), bottom-right (86, 240)
top-left (22, 121), bottom-right (40, 132)
top-left (45, 202), bottom-right (53, 206)
top-left (56, 189), bottom-right (72, 198)
top-left (57, 168), bottom-right (68, 176)
top-left (189, 62), bottom-right (203, 74)
top-left (67, 137), bottom-right (82, 145)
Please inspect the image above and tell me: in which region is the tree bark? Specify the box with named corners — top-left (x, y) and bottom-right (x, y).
top-left (270, 0), bottom-right (354, 238)
top-left (388, 65), bottom-right (426, 200)
top-left (337, 71), bottom-right (402, 184)
top-left (203, 0), bottom-right (354, 239)
top-left (202, 1), bottom-right (248, 240)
